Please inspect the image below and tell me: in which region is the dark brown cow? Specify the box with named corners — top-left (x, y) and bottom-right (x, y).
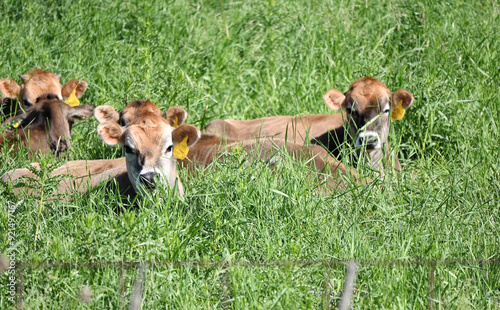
top-left (0, 94), bottom-right (94, 156)
top-left (205, 77), bottom-right (414, 176)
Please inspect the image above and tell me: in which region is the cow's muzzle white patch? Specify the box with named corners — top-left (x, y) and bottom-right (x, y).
top-left (355, 132), bottom-right (381, 149)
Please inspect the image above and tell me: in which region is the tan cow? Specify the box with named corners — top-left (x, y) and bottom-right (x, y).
top-left (205, 77), bottom-right (414, 176)
top-left (0, 69), bottom-right (88, 118)
top-left (0, 94), bottom-right (94, 156)
top-left (2, 101), bottom-right (358, 200)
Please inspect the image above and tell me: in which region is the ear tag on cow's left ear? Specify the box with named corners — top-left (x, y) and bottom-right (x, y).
top-left (173, 117), bottom-right (179, 128)
top-left (391, 100), bottom-right (406, 121)
top-left (64, 89), bottom-right (80, 107)
top-left (173, 135), bottom-right (189, 160)
top-left (12, 122), bottom-right (19, 129)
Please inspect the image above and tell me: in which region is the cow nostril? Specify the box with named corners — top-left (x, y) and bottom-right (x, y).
top-left (356, 133), bottom-right (380, 149)
top-left (365, 136), bottom-right (379, 145)
top-left (139, 172), bottom-right (157, 189)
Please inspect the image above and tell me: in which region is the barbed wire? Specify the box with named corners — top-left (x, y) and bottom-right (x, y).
top-left (4, 256), bottom-right (498, 309)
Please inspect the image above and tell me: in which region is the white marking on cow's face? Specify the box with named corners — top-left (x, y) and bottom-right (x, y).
top-left (122, 121), bottom-right (178, 194)
top-left (355, 132), bottom-right (381, 149)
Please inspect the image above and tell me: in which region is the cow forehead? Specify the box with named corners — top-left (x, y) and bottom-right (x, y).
top-left (122, 100), bottom-right (162, 116)
top-left (121, 100), bottom-right (163, 125)
top-left (22, 71), bottom-right (62, 97)
top-left (348, 79), bottom-right (391, 110)
top-left (125, 117), bottom-right (173, 149)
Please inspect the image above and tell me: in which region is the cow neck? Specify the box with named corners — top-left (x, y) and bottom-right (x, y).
top-left (311, 125), bottom-right (353, 164)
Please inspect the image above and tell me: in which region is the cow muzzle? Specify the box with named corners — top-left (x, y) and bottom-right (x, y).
top-left (355, 132), bottom-right (381, 150)
top-left (139, 171), bottom-right (158, 189)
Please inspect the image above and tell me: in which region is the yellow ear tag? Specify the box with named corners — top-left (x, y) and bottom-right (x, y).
top-left (173, 136), bottom-right (189, 160)
top-left (64, 89), bottom-right (80, 107)
top-left (12, 122), bottom-right (19, 128)
top-left (391, 100), bottom-right (406, 121)
top-left (173, 117), bottom-right (179, 128)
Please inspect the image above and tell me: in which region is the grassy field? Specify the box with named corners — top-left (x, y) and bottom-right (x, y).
top-left (1, 0), bottom-right (499, 308)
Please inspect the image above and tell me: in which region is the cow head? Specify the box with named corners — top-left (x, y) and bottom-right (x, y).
top-left (0, 69), bottom-right (88, 111)
top-left (323, 77), bottom-right (413, 172)
top-left (96, 102), bottom-right (200, 196)
top-left (5, 94), bottom-right (94, 155)
top-left (324, 77), bottom-right (413, 150)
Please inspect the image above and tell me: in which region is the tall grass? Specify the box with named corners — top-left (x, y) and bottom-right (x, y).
top-left (1, 0), bottom-right (499, 308)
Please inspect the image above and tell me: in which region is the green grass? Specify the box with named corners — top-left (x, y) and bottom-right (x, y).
top-left (1, 0), bottom-right (499, 308)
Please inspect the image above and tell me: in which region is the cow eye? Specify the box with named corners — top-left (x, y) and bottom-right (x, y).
top-left (23, 99), bottom-right (32, 108)
top-left (165, 145), bottom-right (173, 153)
top-left (124, 145), bottom-right (135, 154)
top-left (383, 109), bottom-right (390, 113)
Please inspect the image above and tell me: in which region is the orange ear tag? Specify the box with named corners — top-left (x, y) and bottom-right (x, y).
top-left (173, 136), bottom-right (189, 160)
top-left (64, 89), bottom-right (80, 107)
top-left (173, 117), bottom-right (179, 128)
top-left (391, 100), bottom-right (406, 121)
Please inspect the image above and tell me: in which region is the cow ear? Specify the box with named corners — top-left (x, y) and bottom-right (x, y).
top-left (68, 104), bottom-right (95, 121)
top-left (165, 106), bottom-right (188, 127)
top-left (97, 122), bottom-right (124, 146)
top-left (323, 89), bottom-right (346, 111)
top-left (392, 89), bottom-right (414, 109)
top-left (94, 105), bottom-right (120, 123)
top-left (61, 80), bottom-right (88, 98)
top-left (0, 79), bottom-right (21, 98)
top-left (172, 124), bottom-right (200, 147)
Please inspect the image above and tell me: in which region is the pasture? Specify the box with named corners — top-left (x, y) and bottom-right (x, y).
top-left (1, 0), bottom-right (499, 308)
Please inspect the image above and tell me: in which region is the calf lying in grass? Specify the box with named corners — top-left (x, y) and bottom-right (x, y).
top-left (206, 77), bottom-right (414, 176)
top-left (0, 94), bottom-right (94, 156)
top-left (2, 101), bottom-right (360, 200)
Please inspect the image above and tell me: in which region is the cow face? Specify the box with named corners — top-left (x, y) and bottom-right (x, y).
top-left (5, 94), bottom-right (94, 155)
top-left (0, 69), bottom-right (88, 111)
top-left (96, 104), bottom-right (200, 195)
top-left (324, 77), bottom-right (414, 151)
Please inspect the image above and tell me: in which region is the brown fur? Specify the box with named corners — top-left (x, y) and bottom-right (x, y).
top-left (3, 100), bottom-right (360, 199)
top-left (0, 95), bottom-right (94, 156)
top-left (0, 69), bottom-right (88, 117)
top-left (205, 77), bottom-right (414, 174)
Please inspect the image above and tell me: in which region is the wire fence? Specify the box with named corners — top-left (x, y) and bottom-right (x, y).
top-left (3, 257), bottom-right (500, 309)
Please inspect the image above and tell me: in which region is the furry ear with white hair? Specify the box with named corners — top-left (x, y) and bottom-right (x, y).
top-left (323, 89), bottom-right (346, 111)
top-left (61, 80), bottom-right (88, 99)
top-left (0, 79), bottom-right (21, 98)
top-left (165, 107), bottom-right (188, 127)
top-left (97, 121), bottom-right (124, 145)
top-left (391, 89), bottom-right (414, 109)
top-left (94, 105), bottom-right (120, 124)
top-left (172, 124), bottom-right (201, 147)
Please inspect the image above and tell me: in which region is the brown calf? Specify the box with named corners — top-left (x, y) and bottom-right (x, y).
top-left (0, 94), bottom-right (94, 156)
top-left (205, 77), bottom-right (414, 175)
top-left (0, 69), bottom-right (87, 118)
